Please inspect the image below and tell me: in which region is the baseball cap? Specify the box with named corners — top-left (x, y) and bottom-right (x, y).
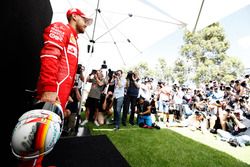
top-left (66, 8), bottom-right (93, 26)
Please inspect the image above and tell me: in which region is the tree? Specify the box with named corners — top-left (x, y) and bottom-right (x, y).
top-left (154, 58), bottom-right (173, 82)
top-left (173, 58), bottom-right (186, 85)
top-left (180, 22), bottom-right (244, 85)
top-left (124, 61), bottom-right (154, 80)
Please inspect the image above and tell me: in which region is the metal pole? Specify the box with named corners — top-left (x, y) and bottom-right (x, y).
top-left (193, 0), bottom-right (205, 33)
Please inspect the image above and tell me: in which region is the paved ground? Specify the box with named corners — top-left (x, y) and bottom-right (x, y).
top-left (168, 126), bottom-right (250, 165)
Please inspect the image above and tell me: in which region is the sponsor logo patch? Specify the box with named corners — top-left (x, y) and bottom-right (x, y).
top-left (49, 26), bottom-right (65, 42)
top-left (67, 44), bottom-right (77, 57)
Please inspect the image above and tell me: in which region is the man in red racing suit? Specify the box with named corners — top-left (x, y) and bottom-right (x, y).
top-left (17, 8), bottom-right (92, 167)
top-left (36, 22), bottom-right (79, 114)
top-left (36, 8), bottom-right (92, 116)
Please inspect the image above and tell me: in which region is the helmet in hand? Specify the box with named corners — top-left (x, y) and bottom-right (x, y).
top-left (10, 102), bottom-right (64, 160)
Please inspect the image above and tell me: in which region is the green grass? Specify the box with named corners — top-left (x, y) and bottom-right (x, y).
top-left (84, 122), bottom-right (250, 167)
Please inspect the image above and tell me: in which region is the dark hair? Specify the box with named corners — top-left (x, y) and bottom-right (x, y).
top-left (240, 81), bottom-right (247, 88)
top-left (195, 111), bottom-right (203, 116)
top-left (90, 69), bottom-right (97, 75)
top-left (77, 64), bottom-right (84, 74)
top-left (239, 98), bottom-right (245, 103)
top-left (216, 100), bottom-right (220, 104)
top-left (139, 95), bottom-right (145, 100)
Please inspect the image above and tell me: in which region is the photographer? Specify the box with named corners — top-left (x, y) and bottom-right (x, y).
top-left (81, 70), bottom-right (106, 126)
top-left (187, 110), bottom-right (208, 133)
top-left (96, 91), bottom-right (114, 125)
top-left (239, 97), bottom-right (250, 119)
top-left (138, 77), bottom-right (153, 102)
top-left (65, 64), bottom-right (85, 116)
top-left (106, 69), bottom-right (116, 93)
top-left (156, 81), bottom-right (172, 123)
top-left (122, 71), bottom-right (140, 126)
top-left (136, 96), bottom-right (153, 128)
top-left (217, 108), bottom-right (250, 147)
top-left (206, 99), bottom-right (229, 133)
top-left (109, 70), bottom-right (126, 130)
top-left (63, 64), bottom-right (85, 135)
top-left (208, 86), bottom-right (224, 102)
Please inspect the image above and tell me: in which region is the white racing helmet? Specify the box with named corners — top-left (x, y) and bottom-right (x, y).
top-left (10, 102), bottom-right (64, 160)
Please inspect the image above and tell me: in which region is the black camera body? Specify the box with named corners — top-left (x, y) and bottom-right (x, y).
top-left (126, 71), bottom-right (134, 81)
top-left (108, 69), bottom-right (115, 78)
top-left (90, 69), bottom-right (97, 75)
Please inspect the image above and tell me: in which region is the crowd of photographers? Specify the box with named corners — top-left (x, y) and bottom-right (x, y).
top-left (154, 76), bottom-right (250, 147)
top-left (63, 62), bottom-right (250, 147)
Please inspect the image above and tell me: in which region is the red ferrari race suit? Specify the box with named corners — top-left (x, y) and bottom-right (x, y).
top-left (36, 22), bottom-right (79, 112)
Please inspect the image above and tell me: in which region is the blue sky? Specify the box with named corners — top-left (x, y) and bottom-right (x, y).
top-left (141, 4), bottom-right (250, 68)
top-left (221, 4), bottom-right (250, 68)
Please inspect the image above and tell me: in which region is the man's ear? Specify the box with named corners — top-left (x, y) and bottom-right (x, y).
top-left (71, 13), bottom-right (78, 21)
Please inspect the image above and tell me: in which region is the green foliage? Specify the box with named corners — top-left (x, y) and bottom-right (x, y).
top-left (122, 22), bottom-right (244, 86)
top-left (155, 58), bottom-right (173, 82)
top-left (173, 58), bottom-right (186, 84)
top-left (179, 22), bottom-right (244, 85)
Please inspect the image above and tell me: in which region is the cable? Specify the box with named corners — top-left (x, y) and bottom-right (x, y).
top-left (99, 9), bottom-right (186, 26)
top-left (133, 15), bottom-right (185, 26)
top-left (95, 15), bottom-right (131, 41)
top-left (139, 0), bottom-right (186, 26)
top-left (193, 0), bottom-right (205, 33)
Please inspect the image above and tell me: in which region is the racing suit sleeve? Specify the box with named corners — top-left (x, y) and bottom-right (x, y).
top-left (39, 23), bottom-right (66, 92)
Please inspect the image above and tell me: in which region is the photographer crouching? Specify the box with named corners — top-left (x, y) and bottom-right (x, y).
top-left (217, 108), bottom-right (250, 147)
top-left (136, 96), bottom-right (153, 128)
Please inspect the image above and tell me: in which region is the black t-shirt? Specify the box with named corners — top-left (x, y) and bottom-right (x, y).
top-left (137, 100), bottom-right (150, 116)
top-left (127, 80), bottom-right (139, 97)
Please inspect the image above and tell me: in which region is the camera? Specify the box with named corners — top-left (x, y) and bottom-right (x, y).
top-left (108, 69), bottom-right (115, 78)
top-left (89, 69), bottom-right (97, 79)
top-left (126, 71), bottom-right (134, 81)
top-left (157, 81), bottom-right (164, 88)
top-left (90, 69), bottom-right (97, 75)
